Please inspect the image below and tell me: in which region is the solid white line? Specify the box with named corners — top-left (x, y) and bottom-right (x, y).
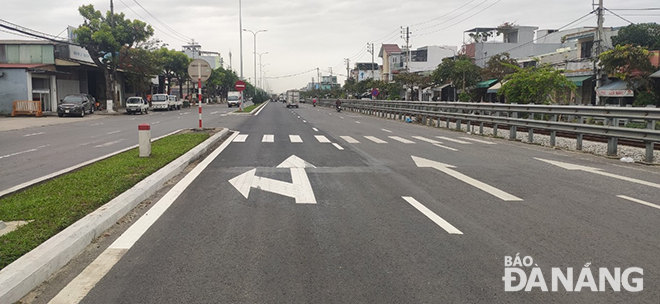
top-left (312, 128), bottom-right (319, 132)
top-left (332, 143), bottom-right (345, 150)
top-left (24, 132), bottom-right (45, 137)
top-left (290, 135), bottom-right (303, 143)
top-left (49, 132), bottom-right (240, 304)
top-left (106, 130), bottom-right (121, 135)
top-left (94, 140), bottom-right (124, 148)
top-left (412, 136), bottom-right (442, 145)
top-left (433, 144), bottom-right (458, 151)
top-left (364, 136), bottom-right (387, 143)
top-left (381, 129), bottom-right (392, 133)
top-left (617, 195), bottom-right (660, 211)
top-left (254, 101), bottom-right (268, 116)
top-left (436, 136), bottom-right (471, 144)
top-left (460, 137), bottom-right (496, 145)
top-left (389, 136), bottom-right (415, 144)
top-left (233, 134), bottom-right (249, 142)
top-left (262, 134), bottom-right (274, 142)
top-left (402, 197), bottom-right (463, 235)
top-left (341, 136), bottom-right (360, 143)
top-left (315, 135), bottom-right (331, 143)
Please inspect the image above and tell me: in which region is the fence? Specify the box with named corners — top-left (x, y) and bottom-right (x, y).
top-left (321, 99), bottom-right (660, 163)
top-left (11, 100), bottom-right (43, 117)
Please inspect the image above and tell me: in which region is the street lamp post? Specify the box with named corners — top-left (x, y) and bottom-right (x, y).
top-left (243, 29), bottom-right (267, 101)
top-left (257, 52), bottom-right (268, 88)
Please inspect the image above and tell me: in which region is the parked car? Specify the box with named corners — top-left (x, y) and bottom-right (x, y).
top-left (169, 95), bottom-right (182, 110)
top-left (126, 97), bottom-right (149, 115)
top-left (151, 94), bottom-right (174, 110)
top-left (57, 94), bottom-right (95, 117)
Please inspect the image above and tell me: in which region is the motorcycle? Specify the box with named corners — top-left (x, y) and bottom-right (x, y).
top-left (336, 105), bottom-right (342, 112)
top-left (313, 101), bottom-right (317, 107)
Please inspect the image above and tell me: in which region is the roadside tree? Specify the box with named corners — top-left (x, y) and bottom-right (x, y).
top-left (611, 23), bottom-right (660, 50)
top-left (498, 65), bottom-right (576, 104)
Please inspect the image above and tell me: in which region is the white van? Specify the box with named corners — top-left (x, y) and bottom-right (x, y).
top-left (169, 95), bottom-right (182, 110)
top-left (151, 94), bottom-right (173, 110)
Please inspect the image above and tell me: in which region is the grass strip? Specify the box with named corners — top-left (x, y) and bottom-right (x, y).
top-left (0, 132), bottom-right (209, 269)
top-left (236, 104), bottom-right (258, 112)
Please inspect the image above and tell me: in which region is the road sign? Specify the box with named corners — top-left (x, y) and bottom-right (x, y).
top-left (235, 80), bottom-right (246, 92)
top-left (188, 59), bottom-right (212, 82)
top-left (371, 88), bottom-right (379, 97)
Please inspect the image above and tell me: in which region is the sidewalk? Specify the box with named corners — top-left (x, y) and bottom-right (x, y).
top-left (0, 114), bottom-right (107, 132)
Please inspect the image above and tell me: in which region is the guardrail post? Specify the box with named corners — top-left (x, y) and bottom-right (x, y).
top-left (550, 130), bottom-right (556, 147)
top-left (576, 134), bottom-right (583, 150)
top-left (493, 124), bottom-right (498, 137)
top-left (607, 137), bottom-right (618, 156)
top-left (528, 128), bottom-right (534, 143)
top-left (648, 120), bottom-right (656, 130)
top-left (645, 141), bottom-right (654, 163)
top-left (446, 118), bottom-right (450, 128)
top-left (456, 119), bottom-right (462, 131)
top-left (479, 122), bottom-right (484, 135)
top-left (509, 125), bottom-right (517, 140)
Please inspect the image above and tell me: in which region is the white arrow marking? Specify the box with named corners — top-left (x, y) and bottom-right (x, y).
top-left (412, 156), bottom-right (523, 201)
top-left (617, 195), bottom-right (660, 211)
top-left (229, 155), bottom-right (317, 204)
top-left (535, 158), bottom-right (660, 189)
top-left (402, 197), bottom-right (463, 234)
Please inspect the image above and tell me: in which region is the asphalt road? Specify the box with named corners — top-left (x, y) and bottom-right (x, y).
top-left (0, 104), bottom-right (247, 193)
top-left (24, 102), bottom-right (660, 303)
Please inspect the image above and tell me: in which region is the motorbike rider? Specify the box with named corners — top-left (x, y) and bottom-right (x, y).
top-left (335, 98), bottom-right (342, 110)
top-left (312, 97), bottom-right (317, 106)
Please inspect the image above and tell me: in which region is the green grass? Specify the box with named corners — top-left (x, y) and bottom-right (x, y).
top-left (0, 132), bottom-right (209, 269)
top-left (236, 104), bottom-right (258, 112)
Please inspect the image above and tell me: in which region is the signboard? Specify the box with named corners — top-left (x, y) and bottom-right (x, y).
top-left (596, 89), bottom-right (634, 97)
top-left (188, 59), bottom-right (212, 82)
top-left (371, 88), bottom-right (379, 97)
top-left (235, 80), bottom-right (246, 92)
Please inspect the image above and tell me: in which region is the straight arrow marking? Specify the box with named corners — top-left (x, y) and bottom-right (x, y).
top-left (535, 158), bottom-right (660, 189)
top-left (412, 156), bottom-right (523, 202)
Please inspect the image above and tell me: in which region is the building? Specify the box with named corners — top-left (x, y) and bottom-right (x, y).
top-left (402, 45), bottom-right (457, 74)
top-left (378, 44), bottom-right (402, 82)
top-left (351, 62), bottom-right (381, 82)
top-left (182, 42), bottom-right (222, 69)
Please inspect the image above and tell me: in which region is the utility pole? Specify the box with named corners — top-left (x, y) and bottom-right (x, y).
top-left (366, 43), bottom-right (375, 80)
top-left (229, 51), bottom-right (232, 72)
top-left (401, 27), bottom-right (411, 73)
top-left (593, 0), bottom-right (605, 105)
top-left (317, 67), bottom-right (320, 90)
top-left (345, 58), bottom-right (350, 80)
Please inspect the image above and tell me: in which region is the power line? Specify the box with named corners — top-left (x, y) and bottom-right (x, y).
top-left (0, 28), bottom-right (35, 39)
top-left (414, 0), bottom-right (502, 37)
top-left (0, 18), bottom-right (74, 45)
top-left (414, 0), bottom-right (490, 33)
top-left (131, 0), bottom-right (192, 42)
top-left (265, 68), bottom-right (317, 79)
top-left (410, 0), bottom-right (478, 27)
top-left (604, 8), bottom-right (634, 24)
top-left (118, 0), bottom-right (188, 43)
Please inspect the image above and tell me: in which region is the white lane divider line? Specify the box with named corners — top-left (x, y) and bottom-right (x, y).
top-left (436, 136), bottom-right (471, 144)
top-left (315, 135), bottom-right (331, 143)
top-left (94, 140), bottom-right (124, 148)
top-left (617, 195), bottom-right (660, 211)
top-left (90, 123), bottom-right (104, 126)
top-left (433, 144), bottom-right (458, 151)
top-left (48, 132), bottom-right (240, 304)
top-left (0, 144), bottom-right (49, 160)
top-left (233, 134), bottom-right (249, 142)
top-left (210, 111), bottom-right (219, 115)
top-left (341, 136), bottom-right (360, 144)
top-left (312, 128), bottom-right (319, 132)
top-left (412, 136), bottom-right (442, 145)
top-left (303, 120), bottom-right (307, 123)
top-left (106, 130), bottom-right (121, 135)
top-left (389, 136), bottom-right (415, 144)
top-left (24, 132), bottom-right (45, 137)
top-left (382, 129), bottom-right (392, 133)
top-left (340, 117), bottom-right (345, 119)
top-left (402, 197), bottom-right (463, 235)
top-left (332, 143), bottom-right (345, 150)
top-left (289, 135), bottom-right (303, 143)
top-left (364, 136), bottom-right (387, 143)
top-left (262, 134), bottom-right (274, 143)
top-left (461, 137), bottom-right (496, 145)
top-left (355, 121), bottom-right (360, 123)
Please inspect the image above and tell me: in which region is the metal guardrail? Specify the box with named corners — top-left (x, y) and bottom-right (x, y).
top-left (320, 99), bottom-right (660, 163)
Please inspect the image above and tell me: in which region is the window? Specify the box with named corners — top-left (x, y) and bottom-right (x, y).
top-left (581, 41), bottom-right (594, 59)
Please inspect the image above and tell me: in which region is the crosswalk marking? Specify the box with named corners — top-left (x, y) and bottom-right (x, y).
top-left (461, 137), bottom-right (496, 145)
top-left (315, 135), bottom-right (331, 143)
top-left (332, 143), bottom-right (345, 150)
top-left (364, 136), bottom-right (387, 143)
top-left (412, 136), bottom-right (442, 145)
top-left (436, 136), bottom-right (471, 144)
top-left (233, 134), bottom-right (249, 142)
top-left (289, 135), bottom-right (303, 143)
top-left (389, 136), bottom-right (415, 144)
top-left (262, 134), bottom-right (274, 142)
top-left (434, 144), bottom-right (458, 151)
top-left (341, 136), bottom-right (360, 143)
top-left (382, 129), bottom-right (392, 133)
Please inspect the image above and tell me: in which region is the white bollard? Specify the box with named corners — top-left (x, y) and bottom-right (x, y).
top-left (138, 124), bottom-right (151, 157)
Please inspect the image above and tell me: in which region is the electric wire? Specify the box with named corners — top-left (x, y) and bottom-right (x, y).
top-left (119, 0), bottom-right (189, 44)
top-left (604, 8), bottom-right (635, 24)
top-left (265, 68), bottom-right (317, 79)
top-left (414, 0), bottom-right (490, 33)
top-left (410, 0), bottom-right (478, 27)
top-left (414, 0), bottom-right (502, 37)
top-left (132, 0), bottom-right (192, 42)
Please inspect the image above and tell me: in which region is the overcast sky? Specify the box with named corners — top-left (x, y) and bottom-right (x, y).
top-left (1, 0), bottom-right (658, 93)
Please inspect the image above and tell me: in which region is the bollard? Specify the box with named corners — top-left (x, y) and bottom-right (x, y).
top-left (138, 124), bottom-right (151, 157)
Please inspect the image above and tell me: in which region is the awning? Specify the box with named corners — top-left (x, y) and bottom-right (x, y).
top-left (433, 83), bottom-right (451, 92)
top-left (487, 82), bottom-right (502, 94)
top-left (651, 70), bottom-right (660, 78)
top-left (596, 80), bottom-right (634, 97)
top-left (476, 79), bottom-right (498, 89)
top-left (567, 75), bottom-right (593, 87)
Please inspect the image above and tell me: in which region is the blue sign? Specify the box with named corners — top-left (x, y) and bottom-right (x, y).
top-left (371, 89), bottom-right (379, 97)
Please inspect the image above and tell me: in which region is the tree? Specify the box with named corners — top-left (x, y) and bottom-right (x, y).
top-left (611, 23), bottom-right (660, 50)
top-left (206, 66), bottom-right (239, 101)
top-left (120, 42), bottom-right (161, 98)
top-left (481, 52), bottom-right (518, 81)
top-left (156, 48), bottom-right (191, 98)
top-left (394, 72), bottom-right (431, 101)
top-left (75, 4), bottom-right (153, 109)
top-left (431, 55), bottom-right (482, 93)
top-left (498, 65), bottom-right (576, 104)
top-left (599, 44), bottom-right (655, 88)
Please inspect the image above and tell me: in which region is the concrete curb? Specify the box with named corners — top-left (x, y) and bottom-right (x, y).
top-left (0, 128), bottom-right (229, 304)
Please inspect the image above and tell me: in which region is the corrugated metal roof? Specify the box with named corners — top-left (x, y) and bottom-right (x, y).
top-left (651, 69), bottom-right (660, 78)
top-left (0, 63), bottom-right (46, 69)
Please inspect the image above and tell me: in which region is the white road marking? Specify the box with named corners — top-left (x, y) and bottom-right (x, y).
top-left (341, 136), bottom-right (360, 143)
top-left (303, 120), bottom-right (307, 123)
top-left (131, 118), bottom-right (137, 120)
top-left (536, 158), bottom-right (660, 189)
top-left (90, 123), bottom-right (104, 126)
top-left (434, 144), bottom-right (458, 151)
top-left (152, 121), bottom-right (161, 125)
top-left (0, 145), bottom-right (49, 160)
top-left (332, 143), bottom-right (345, 150)
top-left (233, 134), bottom-right (249, 142)
top-left (94, 140), bottom-right (124, 148)
top-left (381, 129), bottom-right (392, 133)
top-left (297, 116), bottom-right (301, 119)
top-left (402, 197), bottom-right (463, 234)
top-left (106, 130), bottom-right (121, 135)
top-left (389, 136), bottom-right (415, 144)
top-left (364, 136), bottom-right (387, 143)
top-left (210, 111), bottom-right (219, 115)
top-left (262, 134), bottom-right (274, 142)
top-left (412, 136), bottom-right (442, 145)
top-left (221, 114), bottom-right (228, 117)
top-left (412, 156), bottom-right (523, 201)
top-left (312, 128), bottom-right (319, 132)
top-left (617, 195), bottom-right (660, 211)
top-left (315, 135), bottom-right (331, 143)
top-left (460, 137), bottom-right (496, 145)
top-left (49, 132), bottom-right (239, 304)
top-left (340, 117), bottom-right (345, 119)
top-left (355, 121), bottom-right (361, 124)
top-left (289, 135), bottom-right (303, 143)
top-left (23, 132), bottom-right (45, 137)
top-left (436, 136), bottom-right (471, 144)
